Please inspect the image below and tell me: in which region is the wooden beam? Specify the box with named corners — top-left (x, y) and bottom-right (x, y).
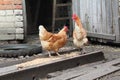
top-left (22, 0), bottom-right (27, 41)
top-left (48, 58), bottom-right (120, 80)
top-left (87, 32), bottom-right (116, 40)
top-left (52, 0), bottom-right (57, 32)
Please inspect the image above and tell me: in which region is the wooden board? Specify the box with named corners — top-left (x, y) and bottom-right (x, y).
top-left (48, 58), bottom-right (120, 80)
top-left (0, 50), bottom-right (104, 80)
top-left (72, 0), bottom-right (120, 42)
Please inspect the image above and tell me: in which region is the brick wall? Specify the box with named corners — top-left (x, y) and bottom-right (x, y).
top-left (0, 0), bottom-right (24, 40)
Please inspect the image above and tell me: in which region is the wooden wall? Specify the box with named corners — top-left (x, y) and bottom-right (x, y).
top-left (72, 0), bottom-right (120, 42)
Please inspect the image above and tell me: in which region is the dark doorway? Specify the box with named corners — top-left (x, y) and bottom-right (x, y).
top-left (25, 0), bottom-right (53, 34)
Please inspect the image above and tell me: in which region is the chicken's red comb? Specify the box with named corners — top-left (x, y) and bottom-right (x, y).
top-left (64, 25), bottom-right (68, 28)
top-left (72, 14), bottom-right (77, 19)
top-left (64, 26), bottom-right (68, 31)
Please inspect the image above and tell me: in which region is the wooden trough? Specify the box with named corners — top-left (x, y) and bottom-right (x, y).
top-left (0, 50), bottom-right (105, 80)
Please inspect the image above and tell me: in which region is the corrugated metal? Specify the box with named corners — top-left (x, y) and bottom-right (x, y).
top-left (72, 0), bottom-right (120, 42)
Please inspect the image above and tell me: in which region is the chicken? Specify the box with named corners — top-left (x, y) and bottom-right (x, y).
top-left (39, 25), bottom-right (68, 57)
top-left (72, 14), bottom-right (88, 54)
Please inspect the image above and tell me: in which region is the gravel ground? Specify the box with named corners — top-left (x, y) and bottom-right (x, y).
top-left (26, 35), bottom-right (120, 60)
top-left (0, 35), bottom-right (120, 80)
top-left (26, 35), bottom-right (120, 80)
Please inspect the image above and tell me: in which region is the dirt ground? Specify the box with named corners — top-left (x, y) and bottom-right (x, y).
top-left (26, 34), bottom-right (120, 61)
top-left (27, 35), bottom-right (120, 80)
top-left (0, 34), bottom-right (119, 80)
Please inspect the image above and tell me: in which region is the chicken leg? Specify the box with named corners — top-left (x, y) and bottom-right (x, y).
top-left (47, 51), bottom-right (52, 57)
top-left (56, 52), bottom-right (60, 56)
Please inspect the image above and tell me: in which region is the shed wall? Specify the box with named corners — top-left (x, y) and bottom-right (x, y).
top-left (0, 0), bottom-right (24, 40)
top-left (72, 0), bottom-right (120, 42)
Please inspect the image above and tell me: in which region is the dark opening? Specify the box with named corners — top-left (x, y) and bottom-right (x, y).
top-left (25, 0), bottom-right (53, 34)
top-left (25, 0), bottom-right (72, 36)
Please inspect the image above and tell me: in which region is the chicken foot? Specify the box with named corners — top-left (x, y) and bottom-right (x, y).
top-left (78, 48), bottom-right (86, 54)
top-left (47, 51), bottom-right (61, 57)
top-left (47, 51), bottom-right (52, 57)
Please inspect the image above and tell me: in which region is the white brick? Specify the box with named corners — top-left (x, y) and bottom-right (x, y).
top-left (0, 16), bottom-right (6, 21)
top-left (0, 35), bottom-right (15, 40)
top-left (14, 10), bottom-right (23, 15)
top-left (15, 22), bottom-right (23, 27)
top-left (16, 34), bottom-right (24, 40)
top-left (15, 16), bottom-right (23, 21)
top-left (6, 16), bottom-right (15, 22)
top-left (16, 28), bottom-right (24, 33)
top-left (0, 22), bottom-right (15, 28)
top-left (0, 10), bottom-right (6, 16)
top-left (0, 28), bottom-right (16, 34)
top-left (6, 10), bottom-right (14, 15)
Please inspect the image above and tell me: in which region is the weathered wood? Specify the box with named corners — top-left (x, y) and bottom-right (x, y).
top-left (48, 58), bottom-right (120, 80)
top-left (52, 0), bottom-right (72, 34)
top-left (48, 62), bottom-right (103, 80)
top-left (56, 3), bottom-right (71, 7)
top-left (22, 0), bottom-right (27, 41)
top-left (72, 59), bottom-right (120, 80)
top-left (47, 61), bottom-right (103, 78)
top-left (55, 17), bottom-right (70, 20)
top-left (52, 0), bottom-right (56, 32)
top-left (112, 0), bottom-right (120, 42)
top-left (72, 0), bottom-right (120, 42)
top-left (0, 50), bottom-right (104, 80)
top-left (72, 66), bottom-right (120, 80)
top-left (87, 32), bottom-right (116, 40)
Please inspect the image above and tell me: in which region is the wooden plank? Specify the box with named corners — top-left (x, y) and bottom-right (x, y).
top-left (55, 17), bottom-right (70, 20)
top-left (87, 32), bottom-right (116, 40)
top-left (72, 0), bottom-right (119, 42)
top-left (52, 0), bottom-right (57, 32)
top-left (72, 0), bottom-right (77, 14)
top-left (83, 0), bottom-right (88, 30)
top-left (22, 0), bottom-right (27, 41)
top-left (48, 63), bottom-right (101, 80)
top-left (49, 58), bottom-right (120, 80)
top-left (101, 0), bottom-right (107, 34)
top-left (72, 58), bottom-right (120, 80)
top-left (96, 0), bottom-right (102, 33)
top-left (92, 0), bottom-right (98, 33)
top-left (106, 0), bottom-right (113, 34)
top-left (47, 61), bottom-right (103, 78)
top-left (72, 66), bottom-right (120, 80)
top-left (84, 0), bottom-right (90, 31)
top-left (112, 0), bottom-right (120, 42)
top-left (0, 51), bottom-right (104, 77)
top-left (79, 0), bottom-right (86, 28)
top-left (56, 3), bottom-right (72, 7)
top-left (88, 0), bottom-right (93, 32)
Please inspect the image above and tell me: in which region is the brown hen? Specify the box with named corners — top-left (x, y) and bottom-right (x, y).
top-left (39, 25), bottom-right (68, 57)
